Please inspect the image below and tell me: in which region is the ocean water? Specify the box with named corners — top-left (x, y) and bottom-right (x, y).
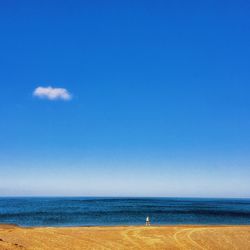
top-left (0, 197), bottom-right (250, 227)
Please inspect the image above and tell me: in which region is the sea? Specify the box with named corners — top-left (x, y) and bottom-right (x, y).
top-left (0, 197), bottom-right (250, 227)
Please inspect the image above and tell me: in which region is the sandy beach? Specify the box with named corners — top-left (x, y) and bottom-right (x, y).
top-left (0, 224), bottom-right (249, 250)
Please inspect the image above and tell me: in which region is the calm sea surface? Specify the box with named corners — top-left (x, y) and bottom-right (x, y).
top-left (0, 197), bottom-right (250, 226)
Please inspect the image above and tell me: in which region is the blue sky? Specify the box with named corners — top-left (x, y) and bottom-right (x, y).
top-left (0, 0), bottom-right (250, 197)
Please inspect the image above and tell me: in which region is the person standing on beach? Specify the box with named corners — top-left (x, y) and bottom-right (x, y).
top-left (146, 216), bottom-right (150, 226)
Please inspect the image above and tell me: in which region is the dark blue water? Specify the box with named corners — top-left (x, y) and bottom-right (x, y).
top-left (0, 197), bottom-right (250, 227)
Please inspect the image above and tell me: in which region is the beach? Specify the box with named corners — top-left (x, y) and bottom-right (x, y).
top-left (0, 225), bottom-right (249, 249)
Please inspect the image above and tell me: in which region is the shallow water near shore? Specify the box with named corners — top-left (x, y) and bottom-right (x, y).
top-left (0, 197), bottom-right (250, 226)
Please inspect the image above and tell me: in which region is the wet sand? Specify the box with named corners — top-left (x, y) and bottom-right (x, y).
top-left (0, 224), bottom-right (249, 249)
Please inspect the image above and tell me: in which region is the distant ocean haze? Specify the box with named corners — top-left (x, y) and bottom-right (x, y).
top-left (0, 197), bottom-right (250, 226)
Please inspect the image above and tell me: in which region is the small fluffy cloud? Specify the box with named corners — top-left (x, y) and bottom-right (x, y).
top-left (33, 86), bottom-right (72, 101)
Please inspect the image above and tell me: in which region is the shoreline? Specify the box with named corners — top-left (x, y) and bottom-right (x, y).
top-left (1, 223), bottom-right (250, 228)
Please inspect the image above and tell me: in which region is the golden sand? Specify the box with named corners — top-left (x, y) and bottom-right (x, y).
top-left (0, 224), bottom-right (249, 249)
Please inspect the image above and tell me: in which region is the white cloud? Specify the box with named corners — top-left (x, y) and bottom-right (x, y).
top-left (33, 86), bottom-right (72, 101)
